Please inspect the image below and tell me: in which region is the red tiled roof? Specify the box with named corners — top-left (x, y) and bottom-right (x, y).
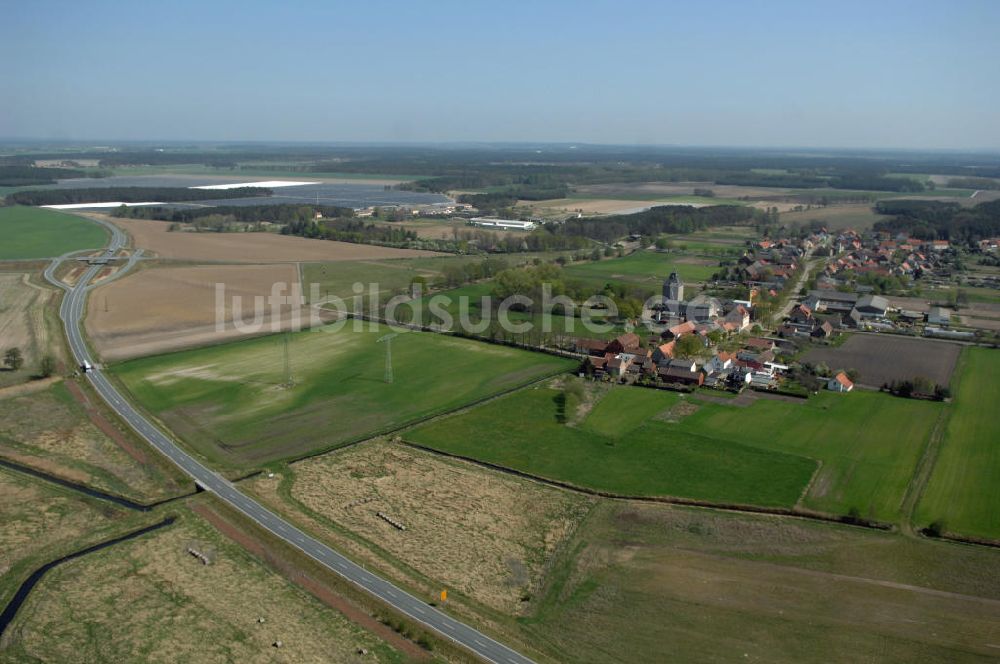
top-left (833, 372), bottom-right (853, 388)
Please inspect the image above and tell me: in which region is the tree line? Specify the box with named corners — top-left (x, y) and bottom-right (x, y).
top-left (561, 204), bottom-right (759, 243)
top-left (113, 203), bottom-right (354, 223)
top-left (282, 218), bottom-right (418, 245)
top-left (873, 199), bottom-right (1000, 244)
top-left (7, 187), bottom-right (272, 206)
top-left (0, 165), bottom-right (109, 186)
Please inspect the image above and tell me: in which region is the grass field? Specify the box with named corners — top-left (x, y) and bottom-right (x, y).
top-left (675, 226), bottom-right (757, 243)
top-left (518, 501), bottom-right (1000, 663)
top-left (0, 383), bottom-right (186, 502)
top-left (408, 383), bottom-right (942, 520)
top-left (0, 468), bottom-right (132, 611)
top-left (408, 384), bottom-right (816, 507)
top-left (114, 324), bottom-right (574, 468)
top-left (249, 439), bottom-right (593, 614)
top-left (0, 206), bottom-right (107, 259)
top-left (781, 204), bottom-right (883, 230)
top-left (3, 508), bottom-right (403, 664)
top-left (563, 249), bottom-right (719, 285)
top-left (917, 348), bottom-right (1000, 540)
top-left (685, 390), bottom-right (942, 521)
top-left (0, 271), bottom-right (57, 388)
top-left (302, 253), bottom-right (578, 304)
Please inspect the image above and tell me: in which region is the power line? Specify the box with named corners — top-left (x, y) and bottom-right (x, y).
top-left (377, 333), bottom-right (398, 384)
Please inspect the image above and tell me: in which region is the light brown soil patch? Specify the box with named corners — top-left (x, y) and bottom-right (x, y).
top-left (95, 214), bottom-right (443, 263)
top-left (193, 503), bottom-right (429, 661)
top-left (85, 263), bottom-right (316, 360)
top-left (280, 440), bottom-right (594, 614)
top-left (7, 511), bottom-right (401, 663)
top-left (0, 273), bottom-right (55, 386)
top-left (655, 400), bottom-right (701, 422)
top-left (0, 376), bottom-right (61, 399)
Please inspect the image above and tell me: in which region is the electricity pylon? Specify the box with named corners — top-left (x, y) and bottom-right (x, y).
top-left (282, 331), bottom-right (294, 387)
top-left (377, 333), bottom-right (398, 384)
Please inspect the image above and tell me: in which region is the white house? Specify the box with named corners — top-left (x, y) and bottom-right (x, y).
top-left (705, 352), bottom-right (735, 375)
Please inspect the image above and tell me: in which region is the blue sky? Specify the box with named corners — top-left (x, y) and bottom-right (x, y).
top-left (2, 0), bottom-right (998, 148)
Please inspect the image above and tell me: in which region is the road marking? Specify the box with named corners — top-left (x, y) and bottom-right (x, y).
top-left (53, 246), bottom-right (538, 664)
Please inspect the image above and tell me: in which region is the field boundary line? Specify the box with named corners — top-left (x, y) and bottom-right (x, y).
top-left (397, 440), bottom-right (894, 532)
top-left (0, 456), bottom-right (197, 512)
top-left (283, 364), bottom-right (571, 468)
top-left (899, 405), bottom-right (951, 537)
top-left (795, 459), bottom-right (823, 509)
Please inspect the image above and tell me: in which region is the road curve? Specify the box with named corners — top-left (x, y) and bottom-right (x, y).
top-left (46, 215), bottom-right (534, 664)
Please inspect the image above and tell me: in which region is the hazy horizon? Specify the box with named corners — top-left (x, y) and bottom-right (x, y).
top-left (3, 0), bottom-right (998, 150)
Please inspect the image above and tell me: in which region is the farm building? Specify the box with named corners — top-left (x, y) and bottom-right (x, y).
top-left (658, 366), bottom-right (704, 386)
top-left (855, 294), bottom-right (889, 318)
top-left (806, 290), bottom-right (858, 314)
top-left (469, 218), bottom-right (536, 231)
top-left (927, 307), bottom-right (952, 326)
top-left (827, 372), bottom-right (854, 393)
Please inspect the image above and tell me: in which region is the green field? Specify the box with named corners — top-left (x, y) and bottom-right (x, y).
top-left (684, 390), bottom-right (942, 521)
top-left (917, 348), bottom-right (1000, 540)
top-left (656, 239), bottom-right (745, 256)
top-left (113, 324), bottom-right (574, 468)
top-left (564, 249), bottom-right (719, 285)
top-left (0, 206), bottom-right (107, 259)
top-left (302, 253), bottom-right (575, 304)
top-left (781, 204), bottom-right (883, 230)
top-left (405, 281), bottom-right (643, 340)
top-left (408, 385), bottom-right (816, 507)
top-left (408, 384), bottom-right (942, 519)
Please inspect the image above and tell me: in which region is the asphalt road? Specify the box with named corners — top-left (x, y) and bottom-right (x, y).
top-left (45, 216), bottom-right (534, 664)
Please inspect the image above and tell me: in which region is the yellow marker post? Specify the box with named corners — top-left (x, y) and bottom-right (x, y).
top-left (440, 589), bottom-right (448, 602)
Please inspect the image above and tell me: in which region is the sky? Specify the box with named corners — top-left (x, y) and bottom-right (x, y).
top-left (1, 0), bottom-right (998, 149)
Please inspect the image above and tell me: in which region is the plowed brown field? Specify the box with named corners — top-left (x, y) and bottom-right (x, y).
top-left (85, 263), bottom-right (323, 360)
top-left (94, 214), bottom-right (442, 263)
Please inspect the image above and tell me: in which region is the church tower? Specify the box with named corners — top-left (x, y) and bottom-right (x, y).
top-left (663, 272), bottom-right (684, 301)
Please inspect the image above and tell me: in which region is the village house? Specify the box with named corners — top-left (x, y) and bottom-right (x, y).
top-left (854, 294), bottom-right (889, 318)
top-left (827, 372), bottom-right (854, 393)
top-left (606, 332), bottom-right (641, 354)
top-left (704, 351), bottom-right (735, 375)
top-left (652, 341), bottom-right (676, 364)
top-left (658, 365), bottom-right (704, 386)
